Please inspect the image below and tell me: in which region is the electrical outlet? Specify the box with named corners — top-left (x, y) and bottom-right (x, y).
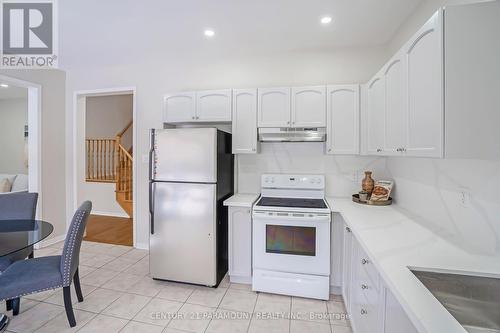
top-left (459, 189), bottom-right (470, 208)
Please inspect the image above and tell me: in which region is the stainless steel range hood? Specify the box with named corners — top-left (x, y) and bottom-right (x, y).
top-left (258, 128), bottom-right (326, 142)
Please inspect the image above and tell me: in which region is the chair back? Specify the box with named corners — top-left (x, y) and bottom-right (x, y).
top-left (60, 201), bottom-right (92, 286)
top-left (0, 192), bottom-right (38, 220)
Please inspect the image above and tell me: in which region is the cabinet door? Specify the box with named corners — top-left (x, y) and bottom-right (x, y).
top-left (384, 51), bottom-right (407, 156)
top-left (384, 288), bottom-right (418, 333)
top-left (366, 75), bottom-right (386, 155)
top-left (196, 89), bottom-right (232, 122)
top-left (330, 214), bottom-right (344, 289)
top-left (228, 207), bottom-right (252, 283)
top-left (342, 225), bottom-right (353, 313)
top-left (404, 10), bottom-right (443, 157)
top-left (257, 87), bottom-right (291, 127)
top-left (291, 86), bottom-right (326, 128)
top-left (326, 85), bottom-right (360, 155)
top-left (232, 89), bottom-right (258, 154)
top-left (163, 92), bottom-right (196, 123)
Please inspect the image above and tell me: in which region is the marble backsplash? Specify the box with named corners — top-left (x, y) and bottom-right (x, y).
top-left (387, 157), bottom-right (500, 256)
top-left (237, 143), bottom-right (500, 256)
top-left (236, 142), bottom-right (388, 197)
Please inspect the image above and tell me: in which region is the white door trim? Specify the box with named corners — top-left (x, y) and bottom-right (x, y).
top-left (72, 86), bottom-right (137, 247)
top-left (0, 74), bottom-right (42, 219)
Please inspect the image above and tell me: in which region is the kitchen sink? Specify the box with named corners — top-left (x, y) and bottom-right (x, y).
top-left (411, 269), bottom-right (500, 333)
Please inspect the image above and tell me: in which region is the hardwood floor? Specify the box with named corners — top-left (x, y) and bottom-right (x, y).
top-left (83, 214), bottom-right (133, 246)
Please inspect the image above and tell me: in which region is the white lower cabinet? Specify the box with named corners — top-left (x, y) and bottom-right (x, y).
top-left (384, 288), bottom-right (419, 333)
top-left (343, 227), bottom-right (418, 333)
top-left (228, 206), bottom-right (252, 284)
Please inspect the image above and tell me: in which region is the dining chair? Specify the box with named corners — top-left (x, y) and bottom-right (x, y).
top-left (0, 201), bottom-right (92, 327)
top-left (0, 192), bottom-right (38, 272)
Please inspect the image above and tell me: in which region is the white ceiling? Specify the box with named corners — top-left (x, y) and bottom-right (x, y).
top-left (0, 85), bottom-right (27, 100)
top-left (59, 0), bottom-right (423, 69)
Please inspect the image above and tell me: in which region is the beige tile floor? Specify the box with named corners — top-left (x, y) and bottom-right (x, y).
top-left (1, 241), bottom-right (352, 333)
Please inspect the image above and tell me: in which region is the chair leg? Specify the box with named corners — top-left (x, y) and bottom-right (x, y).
top-left (63, 286), bottom-right (76, 327)
top-left (12, 298), bottom-right (20, 316)
top-left (5, 300), bottom-right (12, 311)
top-left (73, 268), bottom-right (84, 302)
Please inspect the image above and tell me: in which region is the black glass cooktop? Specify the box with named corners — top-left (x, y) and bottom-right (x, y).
top-left (256, 197), bottom-right (328, 209)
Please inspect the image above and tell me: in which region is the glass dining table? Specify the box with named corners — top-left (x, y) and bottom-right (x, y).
top-left (0, 219), bottom-right (54, 332)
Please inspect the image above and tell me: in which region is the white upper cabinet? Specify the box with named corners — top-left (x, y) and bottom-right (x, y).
top-left (257, 87), bottom-right (291, 127)
top-left (384, 51), bottom-right (407, 156)
top-left (326, 85), bottom-right (359, 155)
top-left (163, 92), bottom-right (196, 123)
top-left (362, 9), bottom-right (444, 158)
top-left (366, 74), bottom-right (386, 155)
top-left (196, 89), bottom-right (232, 122)
top-left (404, 10), bottom-right (443, 158)
top-left (163, 89), bottom-right (231, 123)
top-left (291, 86), bottom-right (326, 128)
top-left (232, 89), bottom-right (258, 154)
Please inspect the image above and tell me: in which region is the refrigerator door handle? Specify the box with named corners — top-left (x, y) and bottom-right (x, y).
top-left (149, 182), bottom-right (155, 234)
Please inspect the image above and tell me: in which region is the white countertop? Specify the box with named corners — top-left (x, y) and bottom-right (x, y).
top-left (223, 193), bottom-right (260, 208)
top-left (326, 197), bottom-right (500, 333)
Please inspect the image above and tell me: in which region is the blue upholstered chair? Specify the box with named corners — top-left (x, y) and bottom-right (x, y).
top-left (0, 192), bottom-right (38, 272)
top-left (0, 201), bottom-right (92, 327)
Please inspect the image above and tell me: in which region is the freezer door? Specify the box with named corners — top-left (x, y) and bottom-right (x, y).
top-left (152, 128), bottom-right (217, 183)
top-left (150, 182), bottom-right (217, 286)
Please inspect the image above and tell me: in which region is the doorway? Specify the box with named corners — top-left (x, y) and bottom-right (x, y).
top-left (73, 87), bottom-right (136, 247)
top-left (0, 75), bottom-right (41, 217)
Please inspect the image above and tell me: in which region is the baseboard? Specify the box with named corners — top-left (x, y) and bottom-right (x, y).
top-left (91, 210), bottom-right (130, 218)
top-left (35, 234), bottom-right (66, 249)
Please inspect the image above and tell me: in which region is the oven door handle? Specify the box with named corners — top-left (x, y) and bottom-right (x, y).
top-left (252, 211), bottom-right (330, 222)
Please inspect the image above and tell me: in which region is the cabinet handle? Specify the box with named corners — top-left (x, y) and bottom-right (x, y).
top-left (287, 121), bottom-right (290, 125)
top-left (361, 258), bottom-right (369, 265)
top-left (345, 227), bottom-right (351, 232)
top-left (192, 116), bottom-right (195, 120)
top-left (361, 284), bottom-right (368, 290)
top-left (196, 116), bottom-right (200, 119)
top-left (402, 147), bottom-right (406, 152)
top-left (376, 148), bottom-right (382, 152)
top-left (361, 309), bottom-right (367, 315)
top-left (396, 148), bottom-right (401, 152)
top-left (328, 148), bottom-right (332, 152)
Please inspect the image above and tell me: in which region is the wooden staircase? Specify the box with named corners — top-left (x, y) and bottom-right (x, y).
top-left (86, 121), bottom-right (133, 217)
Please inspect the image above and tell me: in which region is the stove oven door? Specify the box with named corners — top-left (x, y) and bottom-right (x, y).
top-left (252, 211), bottom-right (331, 276)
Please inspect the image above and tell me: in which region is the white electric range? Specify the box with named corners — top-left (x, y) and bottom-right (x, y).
top-left (252, 174), bottom-right (331, 300)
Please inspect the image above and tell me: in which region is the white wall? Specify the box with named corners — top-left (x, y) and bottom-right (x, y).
top-left (0, 69), bottom-right (67, 243)
top-left (65, 48), bottom-right (389, 249)
top-left (0, 98), bottom-right (28, 174)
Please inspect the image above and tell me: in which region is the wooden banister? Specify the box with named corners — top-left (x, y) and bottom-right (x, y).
top-left (86, 139), bottom-right (117, 182)
top-left (116, 144), bottom-right (133, 201)
top-left (116, 120), bottom-right (133, 139)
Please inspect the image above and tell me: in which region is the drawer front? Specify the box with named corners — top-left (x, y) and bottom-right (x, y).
top-left (357, 245), bottom-right (380, 291)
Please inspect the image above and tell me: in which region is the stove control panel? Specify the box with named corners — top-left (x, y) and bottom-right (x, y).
top-left (261, 174), bottom-right (325, 190)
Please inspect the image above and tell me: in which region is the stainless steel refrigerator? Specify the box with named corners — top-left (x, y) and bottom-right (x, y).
top-left (149, 128), bottom-right (233, 287)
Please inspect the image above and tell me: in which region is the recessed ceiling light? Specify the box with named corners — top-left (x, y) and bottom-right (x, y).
top-left (321, 16), bottom-right (332, 24)
top-left (0, 83), bottom-right (8, 88)
top-left (204, 29), bottom-right (215, 38)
